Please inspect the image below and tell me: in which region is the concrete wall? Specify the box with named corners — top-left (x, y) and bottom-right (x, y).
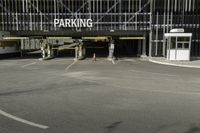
top-left (0, 32), bottom-right (18, 54)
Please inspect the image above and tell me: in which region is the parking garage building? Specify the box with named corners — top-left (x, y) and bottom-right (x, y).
top-left (0, 0), bottom-right (200, 60)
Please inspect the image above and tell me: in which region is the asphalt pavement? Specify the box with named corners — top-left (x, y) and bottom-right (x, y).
top-left (0, 57), bottom-right (200, 133)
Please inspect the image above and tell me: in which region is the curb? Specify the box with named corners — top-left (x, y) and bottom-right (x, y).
top-left (149, 59), bottom-right (200, 69)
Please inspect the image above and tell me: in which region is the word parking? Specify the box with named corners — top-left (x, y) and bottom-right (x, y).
top-left (54, 19), bottom-right (93, 28)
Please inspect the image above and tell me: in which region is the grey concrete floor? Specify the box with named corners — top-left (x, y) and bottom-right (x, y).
top-left (0, 57), bottom-right (200, 133)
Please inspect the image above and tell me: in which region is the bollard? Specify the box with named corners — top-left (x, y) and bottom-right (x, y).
top-left (93, 53), bottom-right (96, 61)
top-left (41, 46), bottom-right (46, 59)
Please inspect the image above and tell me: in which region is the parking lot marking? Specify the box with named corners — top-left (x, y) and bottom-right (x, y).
top-left (22, 62), bottom-right (37, 68)
top-left (65, 59), bottom-right (78, 71)
top-left (0, 109), bottom-right (49, 129)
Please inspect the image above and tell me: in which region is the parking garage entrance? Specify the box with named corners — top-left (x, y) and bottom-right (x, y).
top-left (115, 40), bottom-right (139, 57)
top-left (1, 36), bottom-right (147, 60)
top-left (84, 41), bottom-right (109, 58)
top-left (83, 36), bottom-right (147, 59)
top-left (115, 37), bottom-right (146, 58)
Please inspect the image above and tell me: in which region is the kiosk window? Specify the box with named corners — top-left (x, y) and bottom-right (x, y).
top-left (171, 43), bottom-right (176, 49)
top-left (177, 43), bottom-right (183, 49)
top-left (177, 37), bottom-right (190, 42)
top-left (184, 43), bottom-right (189, 49)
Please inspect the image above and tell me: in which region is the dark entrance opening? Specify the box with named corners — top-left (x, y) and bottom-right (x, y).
top-left (84, 41), bottom-right (109, 57)
top-left (57, 49), bottom-right (75, 58)
top-left (115, 40), bottom-right (141, 57)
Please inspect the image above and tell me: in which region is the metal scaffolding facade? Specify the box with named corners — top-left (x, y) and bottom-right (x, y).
top-left (0, 0), bottom-right (150, 32)
top-left (151, 0), bottom-right (200, 57)
top-left (0, 0), bottom-right (200, 57)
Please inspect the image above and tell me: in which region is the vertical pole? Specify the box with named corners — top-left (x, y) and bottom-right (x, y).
top-left (175, 37), bottom-right (177, 60)
top-left (119, 0), bottom-right (122, 30)
top-left (167, 38), bottom-right (170, 60)
top-left (80, 43), bottom-right (86, 59)
top-left (108, 39), bottom-right (115, 60)
top-left (149, 0), bottom-right (153, 57)
top-left (135, 12), bottom-right (137, 30)
top-left (30, 12), bottom-right (32, 31)
top-left (125, 12), bottom-right (127, 30)
top-left (96, 1), bottom-right (99, 31)
top-left (78, 42), bottom-right (85, 59)
top-left (163, 12), bottom-right (166, 56)
top-left (167, 37), bottom-right (170, 60)
top-left (142, 36), bottom-right (147, 56)
top-left (170, 12), bottom-right (173, 30)
top-left (47, 44), bottom-right (51, 58)
top-left (137, 40), bottom-right (141, 56)
top-left (40, 12), bottom-right (43, 31)
top-left (75, 46), bottom-right (79, 59)
top-left (20, 40), bottom-right (23, 57)
top-left (16, 12), bottom-right (18, 31)
top-left (1, 0), bottom-right (4, 30)
top-left (155, 12), bottom-right (159, 56)
top-left (54, 0), bottom-right (56, 31)
top-left (41, 42), bottom-right (46, 59)
top-left (167, 0), bottom-right (170, 33)
top-left (175, 0), bottom-right (177, 11)
top-left (163, 36), bottom-right (166, 58)
top-left (189, 36), bottom-right (192, 60)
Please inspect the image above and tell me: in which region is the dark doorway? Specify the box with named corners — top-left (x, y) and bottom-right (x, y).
top-left (115, 40), bottom-right (140, 57)
top-left (57, 49), bottom-right (75, 58)
top-left (84, 41), bottom-right (109, 57)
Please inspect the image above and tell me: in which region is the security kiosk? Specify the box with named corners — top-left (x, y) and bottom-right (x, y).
top-left (164, 32), bottom-right (192, 61)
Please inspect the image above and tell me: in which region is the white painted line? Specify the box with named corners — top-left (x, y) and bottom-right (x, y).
top-left (21, 62), bottom-right (37, 68)
top-left (111, 59), bottom-right (115, 65)
top-left (0, 109), bottom-right (49, 129)
top-left (149, 59), bottom-right (200, 69)
top-left (65, 59), bottom-right (78, 71)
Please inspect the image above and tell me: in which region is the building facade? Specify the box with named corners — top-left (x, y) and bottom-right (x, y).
top-left (0, 0), bottom-right (200, 57)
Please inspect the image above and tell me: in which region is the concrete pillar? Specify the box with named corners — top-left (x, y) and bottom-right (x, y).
top-left (41, 46), bottom-right (46, 59)
top-left (75, 46), bottom-right (79, 59)
top-left (141, 37), bottom-right (147, 57)
top-left (47, 45), bottom-right (51, 58)
top-left (47, 44), bottom-right (55, 58)
top-left (163, 38), bottom-right (166, 57)
top-left (41, 41), bottom-right (54, 59)
top-left (78, 45), bottom-right (82, 58)
top-left (137, 40), bottom-right (142, 57)
top-left (20, 40), bottom-right (24, 57)
top-left (78, 44), bottom-right (86, 59)
top-left (41, 40), bottom-right (47, 59)
top-left (108, 40), bottom-right (115, 60)
top-left (149, 32), bottom-right (152, 57)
